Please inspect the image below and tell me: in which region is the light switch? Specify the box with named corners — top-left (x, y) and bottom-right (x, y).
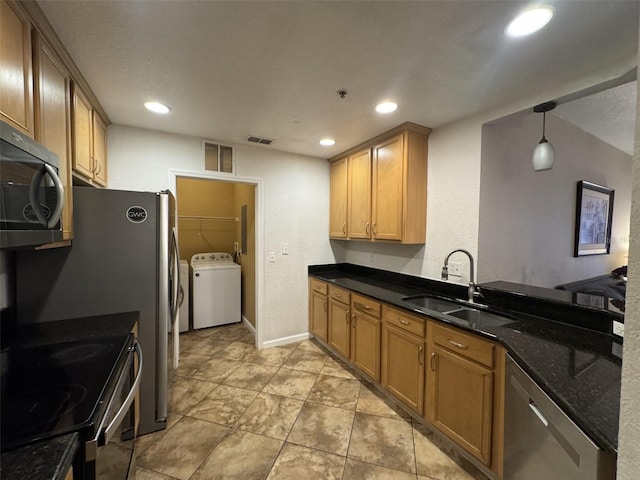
top-left (269, 252), bottom-right (276, 263)
top-left (282, 243), bottom-right (289, 255)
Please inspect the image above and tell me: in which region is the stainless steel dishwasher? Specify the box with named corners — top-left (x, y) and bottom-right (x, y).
top-left (503, 354), bottom-right (616, 480)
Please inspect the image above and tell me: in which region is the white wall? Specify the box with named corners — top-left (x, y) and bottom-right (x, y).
top-left (617, 30), bottom-right (640, 478)
top-left (478, 112), bottom-right (632, 287)
top-left (107, 125), bottom-right (336, 344)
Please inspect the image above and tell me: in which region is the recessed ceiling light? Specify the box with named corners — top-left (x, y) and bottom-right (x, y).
top-left (320, 138), bottom-right (336, 146)
top-left (144, 101), bottom-right (171, 114)
top-left (375, 102), bottom-right (398, 114)
top-left (505, 6), bottom-right (554, 37)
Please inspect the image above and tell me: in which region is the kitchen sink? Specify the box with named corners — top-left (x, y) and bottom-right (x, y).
top-left (445, 307), bottom-right (514, 327)
top-left (402, 294), bottom-right (514, 328)
top-left (401, 294), bottom-right (463, 313)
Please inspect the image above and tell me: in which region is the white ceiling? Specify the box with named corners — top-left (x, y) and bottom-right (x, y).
top-left (37, 0), bottom-right (639, 159)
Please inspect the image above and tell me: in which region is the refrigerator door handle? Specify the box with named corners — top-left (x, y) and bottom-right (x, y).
top-left (170, 228), bottom-right (181, 368)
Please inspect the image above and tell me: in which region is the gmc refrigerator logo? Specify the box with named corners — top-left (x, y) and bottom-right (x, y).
top-left (126, 206), bottom-right (148, 223)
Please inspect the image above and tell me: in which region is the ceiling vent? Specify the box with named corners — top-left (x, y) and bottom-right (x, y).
top-left (246, 135), bottom-right (274, 145)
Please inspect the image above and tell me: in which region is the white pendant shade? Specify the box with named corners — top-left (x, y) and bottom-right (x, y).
top-left (532, 140), bottom-right (555, 171)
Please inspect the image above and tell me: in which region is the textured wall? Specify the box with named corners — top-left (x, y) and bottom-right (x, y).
top-left (617, 38), bottom-right (640, 478)
top-left (478, 112), bottom-right (632, 288)
top-left (107, 125), bottom-right (335, 345)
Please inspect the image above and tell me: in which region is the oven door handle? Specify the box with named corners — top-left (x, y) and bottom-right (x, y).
top-left (104, 342), bottom-right (143, 444)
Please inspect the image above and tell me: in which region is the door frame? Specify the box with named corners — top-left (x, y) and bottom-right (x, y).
top-left (169, 169), bottom-right (264, 349)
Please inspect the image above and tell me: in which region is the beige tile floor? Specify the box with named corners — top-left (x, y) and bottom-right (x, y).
top-left (135, 322), bottom-right (489, 480)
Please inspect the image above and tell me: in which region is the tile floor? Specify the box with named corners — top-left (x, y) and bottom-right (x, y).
top-left (135, 323), bottom-right (488, 480)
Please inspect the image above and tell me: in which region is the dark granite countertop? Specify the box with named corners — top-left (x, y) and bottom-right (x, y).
top-left (309, 263), bottom-right (622, 455)
top-left (1, 433), bottom-right (79, 480)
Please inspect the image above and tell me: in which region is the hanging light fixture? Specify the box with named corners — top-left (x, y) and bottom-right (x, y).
top-left (532, 101), bottom-right (557, 171)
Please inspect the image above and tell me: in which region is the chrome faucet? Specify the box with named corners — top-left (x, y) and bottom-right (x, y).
top-left (442, 248), bottom-right (477, 303)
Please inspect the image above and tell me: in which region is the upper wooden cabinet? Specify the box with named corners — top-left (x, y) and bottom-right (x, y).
top-left (33, 32), bottom-right (73, 240)
top-left (329, 157), bottom-right (348, 238)
top-left (328, 123), bottom-right (430, 244)
top-left (1, 0), bottom-right (34, 136)
top-left (72, 83), bottom-right (108, 187)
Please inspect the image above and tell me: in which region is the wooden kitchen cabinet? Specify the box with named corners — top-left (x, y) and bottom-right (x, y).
top-left (33, 32), bottom-right (74, 241)
top-left (328, 285), bottom-right (351, 357)
top-left (1, 0), bottom-right (34, 136)
top-left (426, 321), bottom-right (498, 467)
top-left (382, 305), bottom-right (425, 413)
top-left (309, 279), bottom-right (328, 341)
top-left (72, 83), bottom-right (108, 186)
top-left (350, 293), bottom-right (381, 381)
top-left (328, 123), bottom-right (430, 244)
top-left (329, 157), bottom-right (348, 238)
top-left (347, 149), bottom-right (372, 239)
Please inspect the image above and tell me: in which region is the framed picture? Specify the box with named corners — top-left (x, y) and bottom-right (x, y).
top-left (574, 181), bottom-right (614, 256)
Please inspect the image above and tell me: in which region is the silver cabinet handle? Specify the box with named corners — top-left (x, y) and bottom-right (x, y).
top-left (345, 310), bottom-right (350, 322)
top-left (418, 346), bottom-right (424, 365)
top-left (351, 314), bottom-right (357, 328)
top-left (399, 319), bottom-right (410, 326)
top-left (323, 300), bottom-right (327, 312)
top-left (372, 222), bottom-right (377, 236)
top-left (104, 342), bottom-right (143, 443)
top-left (335, 293), bottom-right (342, 298)
top-left (431, 352), bottom-right (436, 371)
top-left (448, 339), bottom-right (468, 350)
top-left (342, 223), bottom-right (346, 234)
top-left (365, 223), bottom-right (370, 236)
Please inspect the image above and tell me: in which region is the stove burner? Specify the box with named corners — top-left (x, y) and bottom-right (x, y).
top-left (48, 342), bottom-right (113, 365)
top-left (1, 384), bottom-right (87, 437)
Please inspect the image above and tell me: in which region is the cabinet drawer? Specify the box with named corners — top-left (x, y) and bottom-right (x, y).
top-left (432, 323), bottom-right (494, 368)
top-left (352, 293), bottom-right (381, 318)
top-left (329, 285), bottom-right (351, 305)
top-left (310, 278), bottom-right (327, 295)
top-left (383, 305), bottom-right (425, 338)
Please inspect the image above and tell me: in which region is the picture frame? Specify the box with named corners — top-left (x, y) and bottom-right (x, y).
top-left (574, 181), bottom-right (614, 257)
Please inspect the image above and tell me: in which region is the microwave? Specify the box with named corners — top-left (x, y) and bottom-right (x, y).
top-left (0, 120), bottom-right (64, 249)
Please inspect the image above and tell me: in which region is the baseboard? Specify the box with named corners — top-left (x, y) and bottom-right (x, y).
top-left (261, 332), bottom-right (311, 349)
top-left (242, 315), bottom-right (256, 335)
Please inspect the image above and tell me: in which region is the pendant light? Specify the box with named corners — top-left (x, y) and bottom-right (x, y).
top-left (532, 101), bottom-right (557, 171)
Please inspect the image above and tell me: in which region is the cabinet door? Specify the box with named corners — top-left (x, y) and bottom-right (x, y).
top-left (329, 157), bottom-right (348, 238)
top-left (382, 323), bottom-right (424, 413)
top-left (34, 34), bottom-right (73, 240)
top-left (92, 111), bottom-right (107, 186)
top-left (372, 134), bottom-right (403, 241)
top-left (72, 84), bottom-right (94, 179)
top-left (348, 149), bottom-right (372, 239)
top-left (328, 300), bottom-right (350, 358)
top-left (426, 345), bottom-right (494, 465)
top-left (0, 1), bottom-right (34, 136)
top-left (309, 291), bottom-right (328, 341)
top-left (351, 312), bottom-right (380, 381)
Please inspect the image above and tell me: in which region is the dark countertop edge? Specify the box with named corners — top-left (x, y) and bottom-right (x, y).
top-left (2, 311), bottom-right (139, 351)
top-left (1, 433), bottom-right (79, 480)
top-left (308, 264), bottom-right (620, 454)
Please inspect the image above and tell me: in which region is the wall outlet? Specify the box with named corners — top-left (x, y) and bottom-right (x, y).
top-left (448, 261), bottom-right (462, 277)
top-left (269, 252), bottom-right (276, 263)
top-left (613, 320), bottom-right (624, 337)
top-left (282, 243), bottom-right (289, 255)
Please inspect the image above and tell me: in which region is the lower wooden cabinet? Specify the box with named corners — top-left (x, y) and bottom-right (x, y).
top-left (328, 298), bottom-right (351, 357)
top-left (308, 279), bottom-right (328, 341)
top-left (350, 294), bottom-right (381, 381)
top-left (382, 306), bottom-right (425, 413)
top-left (426, 321), bottom-right (502, 469)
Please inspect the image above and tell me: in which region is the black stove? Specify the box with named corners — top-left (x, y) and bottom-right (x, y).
top-left (0, 334), bottom-right (133, 453)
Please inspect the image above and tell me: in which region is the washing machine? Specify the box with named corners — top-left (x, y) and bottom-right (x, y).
top-left (191, 252), bottom-right (241, 329)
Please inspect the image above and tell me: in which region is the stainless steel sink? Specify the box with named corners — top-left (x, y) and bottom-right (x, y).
top-left (402, 294), bottom-right (514, 328)
top-left (445, 307), bottom-right (514, 327)
top-left (401, 295), bottom-right (462, 313)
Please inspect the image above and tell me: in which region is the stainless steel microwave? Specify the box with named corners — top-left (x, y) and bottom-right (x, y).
top-left (0, 120), bottom-right (64, 249)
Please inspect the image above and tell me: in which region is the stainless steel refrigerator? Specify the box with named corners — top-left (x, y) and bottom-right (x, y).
top-left (16, 186), bottom-right (181, 436)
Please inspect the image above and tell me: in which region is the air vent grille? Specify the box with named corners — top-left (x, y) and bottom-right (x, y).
top-left (246, 135), bottom-right (273, 145)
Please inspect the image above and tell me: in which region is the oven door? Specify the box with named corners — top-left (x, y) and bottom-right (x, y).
top-left (94, 342), bottom-right (142, 480)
